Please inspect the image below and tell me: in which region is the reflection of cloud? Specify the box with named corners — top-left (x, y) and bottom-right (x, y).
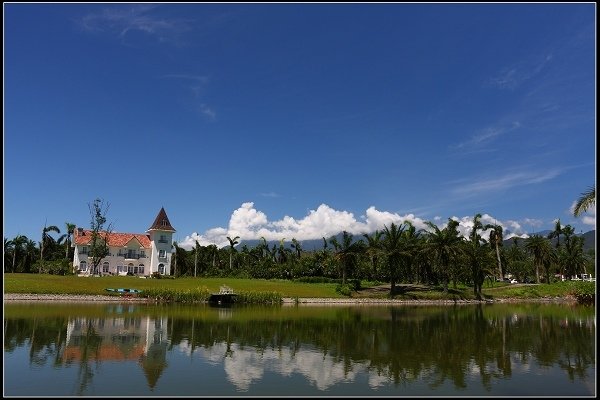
top-left (181, 342), bottom-right (371, 391)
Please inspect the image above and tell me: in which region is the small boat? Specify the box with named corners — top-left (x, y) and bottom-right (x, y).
top-left (105, 288), bottom-right (143, 294)
top-left (208, 285), bottom-right (238, 304)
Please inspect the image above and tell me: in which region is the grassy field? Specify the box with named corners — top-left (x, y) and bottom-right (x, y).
top-left (3, 273), bottom-right (594, 303)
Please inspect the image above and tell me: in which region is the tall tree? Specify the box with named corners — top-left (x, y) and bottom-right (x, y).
top-left (88, 198), bottom-right (113, 276)
top-left (9, 235), bottom-right (27, 273)
top-left (573, 185), bottom-right (595, 217)
top-left (363, 230), bottom-right (383, 281)
top-left (547, 219), bottom-right (564, 249)
top-left (194, 239), bottom-right (201, 277)
top-left (39, 224), bottom-right (60, 274)
top-left (64, 222), bottom-right (76, 260)
top-left (290, 238), bottom-right (303, 259)
top-left (524, 234), bottom-right (552, 284)
top-left (424, 219), bottom-right (464, 294)
top-left (381, 223), bottom-right (409, 296)
top-left (329, 231), bottom-right (364, 286)
top-left (226, 236), bottom-right (240, 270)
top-left (485, 223), bottom-right (504, 281)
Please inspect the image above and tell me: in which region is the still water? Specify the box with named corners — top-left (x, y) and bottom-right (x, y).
top-left (3, 301), bottom-right (596, 396)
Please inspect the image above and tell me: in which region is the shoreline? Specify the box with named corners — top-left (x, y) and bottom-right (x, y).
top-left (3, 293), bottom-right (579, 305)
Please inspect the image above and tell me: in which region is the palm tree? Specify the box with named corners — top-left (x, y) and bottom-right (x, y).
top-left (226, 236), bottom-right (240, 270)
top-left (524, 234), bottom-right (553, 284)
top-left (329, 231), bottom-right (364, 286)
top-left (485, 223), bottom-right (504, 281)
top-left (290, 238), bottom-right (302, 259)
top-left (64, 222), bottom-right (76, 260)
top-left (547, 219), bottom-right (563, 249)
top-left (8, 235), bottom-right (27, 273)
top-left (573, 185), bottom-right (595, 217)
top-left (380, 223), bottom-right (409, 296)
top-left (363, 230), bottom-right (383, 281)
top-left (39, 224), bottom-right (60, 274)
top-left (424, 219), bottom-right (464, 294)
top-left (194, 239), bottom-right (201, 277)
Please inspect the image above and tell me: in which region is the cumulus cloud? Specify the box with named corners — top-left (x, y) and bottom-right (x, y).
top-left (178, 203), bottom-right (537, 249)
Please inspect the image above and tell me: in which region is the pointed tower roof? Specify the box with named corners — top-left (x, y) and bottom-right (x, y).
top-left (147, 207), bottom-right (176, 232)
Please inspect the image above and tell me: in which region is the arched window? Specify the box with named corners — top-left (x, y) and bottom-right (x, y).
top-left (103, 262), bottom-right (110, 273)
top-left (128, 263), bottom-right (134, 274)
top-left (138, 264), bottom-right (144, 275)
top-left (158, 264), bottom-right (165, 275)
top-left (80, 261), bottom-right (87, 272)
top-left (117, 264), bottom-right (124, 274)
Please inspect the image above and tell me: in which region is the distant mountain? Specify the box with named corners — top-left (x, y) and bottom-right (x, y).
top-left (239, 230), bottom-right (596, 253)
top-left (503, 230), bottom-right (595, 253)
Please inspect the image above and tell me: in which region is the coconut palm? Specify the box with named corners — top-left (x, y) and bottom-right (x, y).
top-left (380, 223), bottom-right (410, 296)
top-left (8, 235), bottom-right (27, 273)
top-left (485, 223), bottom-right (504, 281)
top-left (64, 222), bottom-right (76, 260)
top-left (524, 234), bottom-right (553, 284)
top-left (424, 219), bottom-right (464, 294)
top-left (226, 236), bottom-right (240, 270)
top-left (573, 185), bottom-right (595, 217)
top-left (39, 225), bottom-right (60, 273)
top-left (290, 238), bottom-right (302, 259)
top-left (329, 231), bottom-right (364, 286)
top-left (363, 230), bottom-right (383, 280)
top-left (547, 219), bottom-right (564, 249)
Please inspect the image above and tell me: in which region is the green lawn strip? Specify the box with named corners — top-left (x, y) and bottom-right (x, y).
top-left (3, 274), bottom-right (591, 303)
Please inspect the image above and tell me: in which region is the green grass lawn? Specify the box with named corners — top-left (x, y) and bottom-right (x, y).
top-left (2, 273), bottom-right (591, 302)
top-left (2, 273), bottom-right (343, 298)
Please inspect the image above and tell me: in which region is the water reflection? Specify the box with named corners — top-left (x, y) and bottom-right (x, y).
top-left (3, 303), bottom-right (596, 396)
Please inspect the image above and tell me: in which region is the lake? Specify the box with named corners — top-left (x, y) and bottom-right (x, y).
top-left (3, 301), bottom-right (596, 396)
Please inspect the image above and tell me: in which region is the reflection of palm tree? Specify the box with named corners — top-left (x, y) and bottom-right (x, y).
top-left (573, 185), bottom-right (595, 217)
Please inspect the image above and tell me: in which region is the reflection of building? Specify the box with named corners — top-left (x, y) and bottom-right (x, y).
top-left (63, 312), bottom-right (169, 389)
top-left (72, 207), bottom-right (176, 277)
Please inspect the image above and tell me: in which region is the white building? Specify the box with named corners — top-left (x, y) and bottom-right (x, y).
top-left (72, 207), bottom-right (176, 277)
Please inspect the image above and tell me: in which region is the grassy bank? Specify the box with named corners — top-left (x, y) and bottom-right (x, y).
top-left (3, 273), bottom-right (595, 304)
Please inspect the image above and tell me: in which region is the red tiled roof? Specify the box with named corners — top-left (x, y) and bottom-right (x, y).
top-left (74, 229), bottom-right (152, 248)
top-left (148, 207), bottom-right (176, 232)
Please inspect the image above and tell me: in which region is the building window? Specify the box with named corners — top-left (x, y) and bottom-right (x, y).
top-left (138, 264), bottom-right (144, 274)
top-left (117, 264), bottom-right (123, 273)
top-left (80, 261), bottom-right (87, 272)
top-left (140, 251), bottom-right (146, 258)
top-left (128, 263), bottom-right (134, 273)
top-left (159, 249), bottom-right (166, 258)
top-left (158, 264), bottom-right (165, 275)
top-left (80, 246), bottom-right (88, 255)
top-left (103, 262), bottom-right (109, 273)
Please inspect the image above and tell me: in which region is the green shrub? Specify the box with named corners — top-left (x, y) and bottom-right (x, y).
top-left (570, 281), bottom-right (595, 305)
top-left (335, 283), bottom-right (353, 297)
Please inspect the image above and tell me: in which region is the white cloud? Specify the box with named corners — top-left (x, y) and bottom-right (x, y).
top-left (79, 5), bottom-right (191, 45)
top-left (452, 169), bottom-right (561, 197)
top-left (178, 203), bottom-right (541, 249)
top-left (199, 103), bottom-right (216, 120)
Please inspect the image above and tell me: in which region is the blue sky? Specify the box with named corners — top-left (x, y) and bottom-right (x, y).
top-left (4, 3), bottom-right (596, 249)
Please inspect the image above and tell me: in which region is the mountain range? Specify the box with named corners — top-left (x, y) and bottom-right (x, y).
top-left (238, 230), bottom-right (596, 253)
